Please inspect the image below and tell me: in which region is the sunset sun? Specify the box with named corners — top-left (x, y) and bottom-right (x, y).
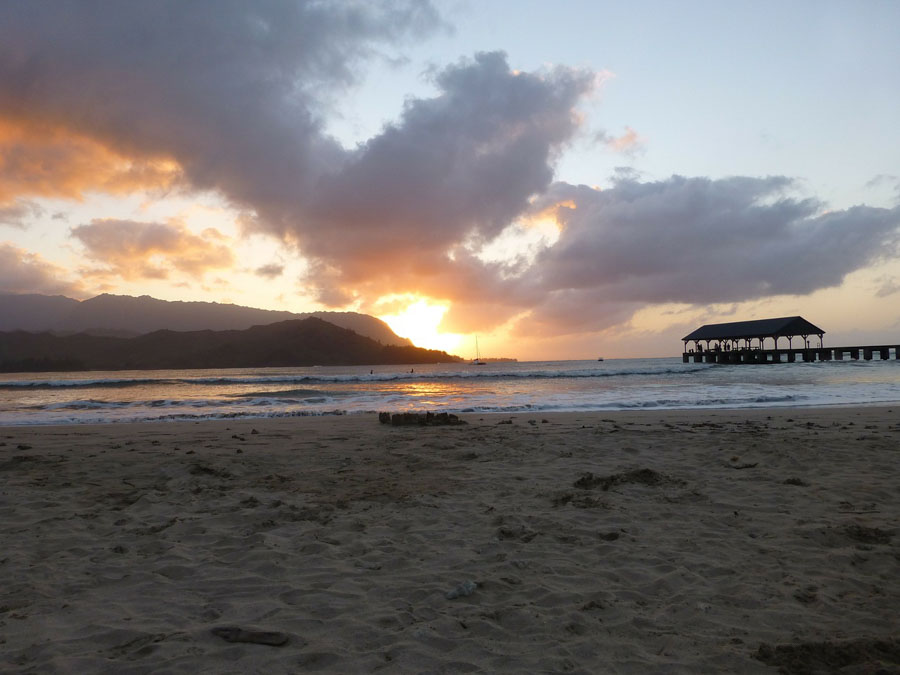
top-left (378, 298), bottom-right (463, 354)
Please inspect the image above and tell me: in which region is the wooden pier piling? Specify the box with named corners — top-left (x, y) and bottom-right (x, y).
top-left (682, 345), bottom-right (899, 365)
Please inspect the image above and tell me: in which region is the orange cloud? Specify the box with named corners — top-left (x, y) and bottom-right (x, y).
top-left (606, 125), bottom-right (644, 153)
top-left (71, 218), bottom-right (235, 281)
top-left (0, 118), bottom-right (182, 204)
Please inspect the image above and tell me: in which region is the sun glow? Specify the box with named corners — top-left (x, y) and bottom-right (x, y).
top-left (378, 298), bottom-right (463, 354)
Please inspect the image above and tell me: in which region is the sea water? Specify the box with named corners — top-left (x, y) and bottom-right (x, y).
top-left (1, 357), bottom-right (898, 425)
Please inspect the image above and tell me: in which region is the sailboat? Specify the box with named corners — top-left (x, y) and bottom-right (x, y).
top-left (472, 336), bottom-right (486, 365)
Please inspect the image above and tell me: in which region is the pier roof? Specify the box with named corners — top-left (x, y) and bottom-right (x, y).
top-left (682, 316), bottom-right (825, 342)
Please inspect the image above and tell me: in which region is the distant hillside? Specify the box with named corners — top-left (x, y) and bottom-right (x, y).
top-left (0, 294), bottom-right (80, 332)
top-left (0, 318), bottom-right (461, 372)
top-left (0, 293), bottom-right (411, 346)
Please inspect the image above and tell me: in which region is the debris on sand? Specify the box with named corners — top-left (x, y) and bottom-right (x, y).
top-left (445, 580), bottom-right (478, 599)
top-left (755, 637), bottom-right (900, 674)
top-left (574, 468), bottom-right (683, 491)
top-left (211, 626), bottom-right (289, 646)
top-left (378, 412), bottom-right (466, 426)
top-left (842, 523), bottom-right (892, 545)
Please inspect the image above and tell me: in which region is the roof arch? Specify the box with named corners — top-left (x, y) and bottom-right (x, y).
top-left (682, 316), bottom-right (825, 342)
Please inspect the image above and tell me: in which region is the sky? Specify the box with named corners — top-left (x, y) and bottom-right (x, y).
top-left (1, 0), bottom-right (899, 360)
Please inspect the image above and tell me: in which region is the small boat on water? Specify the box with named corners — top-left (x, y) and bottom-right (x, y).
top-left (472, 336), bottom-right (486, 365)
top-left (597, 357), bottom-right (604, 362)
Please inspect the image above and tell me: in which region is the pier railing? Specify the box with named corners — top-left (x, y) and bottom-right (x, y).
top-left (682, 345), bottom-right (899, 364)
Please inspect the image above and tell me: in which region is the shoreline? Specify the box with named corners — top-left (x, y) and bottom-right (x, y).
top-left (3, 400), bottom-right (900, 429)
top-left (2, 406), bottom-right (898, 672)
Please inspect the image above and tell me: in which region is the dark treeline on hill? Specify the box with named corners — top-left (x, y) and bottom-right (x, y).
top-left (0, 318), bottom-right (461, 372)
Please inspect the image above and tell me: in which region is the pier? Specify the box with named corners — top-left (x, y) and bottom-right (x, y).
top-left (682, 344), bottom-right (899, 364)
top-left (681, 315), bottom-right (898, 365)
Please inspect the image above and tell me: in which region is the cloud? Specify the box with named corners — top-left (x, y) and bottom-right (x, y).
top-left (605, 126), bottom-right (644, 155)
top-left (71, 219), bottom-right (235, 280)
top-left (0, 119), bottom-right (182, 202)
top-left (405, 175), bottom-right (900, 337)
top-left (865, 174), bottom-right (900, 205)
top-left (2, 2), bottom-right (898, 341)
top-left (0, 199), bottom-right (42, 228)
top-left (255, 263), bottom-right (284, 279)
top-left (865, 174), bottom-right (898, 189)
top-left (508, 176), bottom-right (900, 333)
top-left (875, 276), bottom-right (900, 298)
top-left (0, 4), bottom-right (592, 304)
top-left (318, 172), bottom-right (900, 337)
top-left (0, 1), bottom-right (440, 208)
top-left (0, 243), bottom-right (81, 295)
top-left (291, 52), bottom-right (594, 301)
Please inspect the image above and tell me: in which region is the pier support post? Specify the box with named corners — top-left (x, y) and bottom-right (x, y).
top-left (687, 343), bottom-right (900, 365)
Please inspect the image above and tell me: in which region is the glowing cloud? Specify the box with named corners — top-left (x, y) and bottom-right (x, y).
top-left (71, 219), bottom-right (235, 281)
top-left (0, 119), bottom-right (182, 203)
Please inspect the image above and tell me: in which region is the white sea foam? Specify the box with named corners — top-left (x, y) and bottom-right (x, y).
top-left (0, 362), bottom-right (715, 389)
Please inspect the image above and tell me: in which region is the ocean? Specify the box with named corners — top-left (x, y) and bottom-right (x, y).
top-left (1, 357), bottom-right (899, 426)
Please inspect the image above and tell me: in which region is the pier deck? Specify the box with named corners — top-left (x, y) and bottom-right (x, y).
top-left (683, 345), bottom-right (899, 364)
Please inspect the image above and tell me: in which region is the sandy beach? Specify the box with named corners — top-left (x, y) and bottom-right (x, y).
top-left (1, 407), bottom-right (898, 673)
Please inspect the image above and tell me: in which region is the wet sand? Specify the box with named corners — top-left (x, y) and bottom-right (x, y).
top-left (1, 407), bottom-right (898, 673)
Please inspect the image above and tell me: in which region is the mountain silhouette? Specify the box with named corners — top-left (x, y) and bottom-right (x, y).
top-left (0, 293), bottom-right (410, 346)
top-left (0, 318), bottom-right (460, 372)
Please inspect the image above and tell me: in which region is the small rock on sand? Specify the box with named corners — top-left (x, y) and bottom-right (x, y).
top-left (446, 580), bottom-right (478, 599)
